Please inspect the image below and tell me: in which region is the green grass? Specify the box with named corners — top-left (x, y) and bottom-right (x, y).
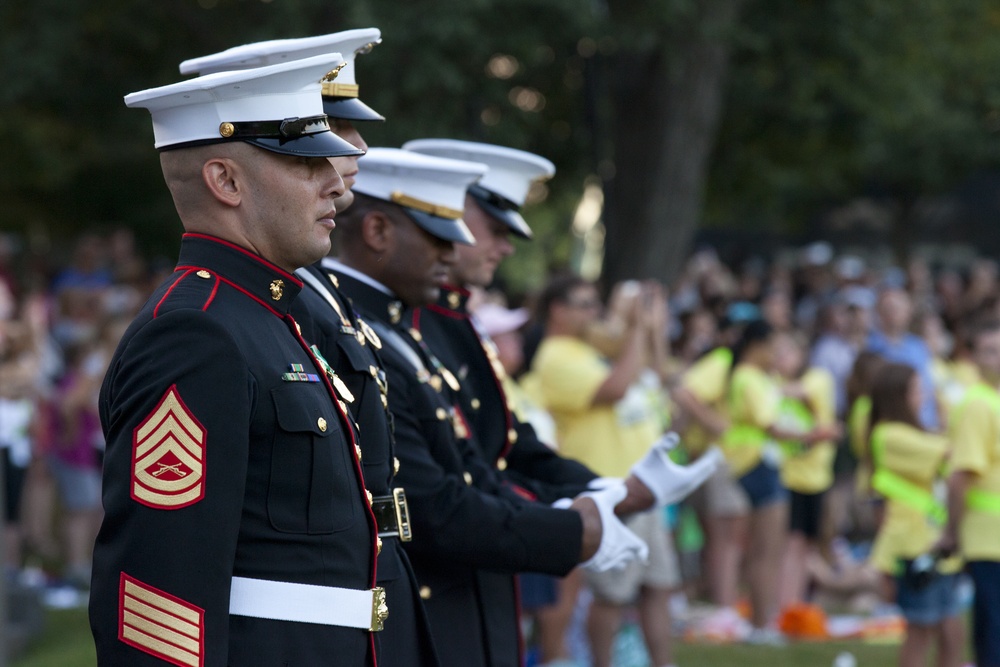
top-left (13, 608), bottom-right (95, 667)
top-left (14, 607), bottom-right (899, 667)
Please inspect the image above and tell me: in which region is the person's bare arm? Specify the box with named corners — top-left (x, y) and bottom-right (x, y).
top-left (936, 470), bottom-right (975, 556)
top-left (672, 386), bottom-right (728, 437)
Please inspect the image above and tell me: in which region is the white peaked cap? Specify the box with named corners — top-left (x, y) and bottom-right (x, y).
top-left (125, 54), bottom-right (363, 156)
top-left (179, 28), bottom-right (384, 121)
top-left (352, 147), bottom-right (488, 245)
top-left (402, 139), bottom-right (555, 208)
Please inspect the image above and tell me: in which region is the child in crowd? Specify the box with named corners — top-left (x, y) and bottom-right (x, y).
top-left (772, 331), bottom-right (838, 609)
top-left (721, 320), bottom-right (837, 643)
top-left (867, 363), bottom-right (964, 667)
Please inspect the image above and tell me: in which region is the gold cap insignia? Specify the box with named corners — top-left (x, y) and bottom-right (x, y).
top-left (269, 279), bottom-right (284, 301)
top-left (196, 270), bottom-right (211, 279)
top-left (219, 122), bottom-right (235, 138)
top-left (322, 62), bottom-right (347, 82)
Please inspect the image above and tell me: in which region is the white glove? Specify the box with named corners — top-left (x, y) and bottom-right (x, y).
top-left (630, 433), bottom-right (724, 508)
top-left (578, 481), bottom-right (649, 573)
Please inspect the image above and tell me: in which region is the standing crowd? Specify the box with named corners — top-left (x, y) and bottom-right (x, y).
top-left (2, 24), bottom-right (999, 667)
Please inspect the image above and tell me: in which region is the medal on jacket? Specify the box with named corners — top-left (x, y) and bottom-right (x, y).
top-left (309, 345), bottom-right (355, 403)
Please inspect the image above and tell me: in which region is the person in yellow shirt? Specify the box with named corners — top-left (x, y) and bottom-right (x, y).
top-left (938, 319), bottom-right (1000, 667)
top-left (721, 320), bottom-right (837, 644)
top-left (867, 363), bottom-right (964, 667)
top-left (532, 276), bottom-right (681, 667)
top-left (772, 331), bottom-right (839, 609)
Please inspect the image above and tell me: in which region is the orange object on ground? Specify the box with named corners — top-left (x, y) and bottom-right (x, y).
top-left (778, 603), bottom-right (829, 639)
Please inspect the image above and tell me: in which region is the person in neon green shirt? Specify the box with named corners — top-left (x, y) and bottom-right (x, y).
top-left (938, 319), bottom-right (1000, 667)
top-left (721, 320), bottom-right (837, 644)
top-left (867, 363), bottom-right (964, 667)
top-left (673, 343), bottom-right (749, 636)
top-left (772, 331), bottom-right (839, 609)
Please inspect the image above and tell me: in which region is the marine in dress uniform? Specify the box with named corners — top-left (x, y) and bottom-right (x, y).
top-left (183, 30), bottom-right (440, 667)
top-left (329, 148), bottom-right (650, 667)
top-left (91, 57), bottom-right (386, 666)
top-left (402, 141), bottom-right (595, 502)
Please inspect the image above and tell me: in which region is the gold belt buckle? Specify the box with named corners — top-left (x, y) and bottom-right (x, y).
top-left (370, 586), bottom-right (388, 632)
top-left (392, 488), bottom-right (413, 542)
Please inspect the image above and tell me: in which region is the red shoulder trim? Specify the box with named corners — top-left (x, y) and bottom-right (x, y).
top-left (154, 270), bottom-right (195, 319)
top-left (202, 276), bottom-right (220, 311)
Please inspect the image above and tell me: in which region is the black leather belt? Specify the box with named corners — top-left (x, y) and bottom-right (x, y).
top-left (371, 488), bottom-right (412, 541)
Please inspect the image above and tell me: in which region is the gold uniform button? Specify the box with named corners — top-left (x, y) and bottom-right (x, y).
top-left (496, 457), bottom-right (508, 471)
top-left (463, 471), bottom-right (473, 486)
top-left (377, 537), bottom-right (383, 555)
top-left (393, 457), bottom-right (401, 475)
top-left (409, 328), bottom-right (423, 342)
top-left (317, 417), bottom-right (328, 432)
top-left (470, 398), bottom-right (481, 410)
top-left (356, 332), bottom-right (366, 346)
top-left (419, 586), bottom-right (432, 600)
top-left (435, 408), bottom-right (448, 420)
top-left (369, 365), bottom-right (379, 377)
top-left (366, 490), bottom-right (374, 504)
top-left (508, 429), bottom-right (518, 444)
top-left (196, 270), bottom-right (211, 279)
top-left (219, 121), bottom-right (235, 138)
top-left (355, 445), bottom-right (362, 460)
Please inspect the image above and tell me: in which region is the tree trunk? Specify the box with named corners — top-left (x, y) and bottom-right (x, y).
top-left (603, 0), bottom-right (747, 285)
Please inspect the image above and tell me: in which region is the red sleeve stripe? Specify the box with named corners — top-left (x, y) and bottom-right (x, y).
top-left (154, 270), bottom-right (195, 319)
top-left (119, 573), bottom-right (204, 667)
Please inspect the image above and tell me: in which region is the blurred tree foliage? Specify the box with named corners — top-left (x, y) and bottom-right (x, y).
top-left (2, 0), bottom-right (1000, 288)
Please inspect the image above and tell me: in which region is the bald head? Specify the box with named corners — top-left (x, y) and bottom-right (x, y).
top-left (159, 142), bottom-right (260, 229)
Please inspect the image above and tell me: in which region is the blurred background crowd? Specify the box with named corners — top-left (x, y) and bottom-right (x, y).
top-left (5, 228), bottom-right (995, 664)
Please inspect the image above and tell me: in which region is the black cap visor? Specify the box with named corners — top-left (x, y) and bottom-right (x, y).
top-left (245, 130), bottom-right (364, 158)
top-left (469, 185), bottom-right (532, 239)
top-left (323, 97), bottom-right (385, 122)
top-left (405, 209), bottom-right (476, 246)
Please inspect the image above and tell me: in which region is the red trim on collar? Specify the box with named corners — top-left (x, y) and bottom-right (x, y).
top-left (182, 233), bottom-right (304, 287)
top-left (426, 303), bottom-right (468, 320)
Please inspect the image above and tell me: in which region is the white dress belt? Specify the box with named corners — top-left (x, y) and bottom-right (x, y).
top-left (229, 576), bottom-right (387, 631)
